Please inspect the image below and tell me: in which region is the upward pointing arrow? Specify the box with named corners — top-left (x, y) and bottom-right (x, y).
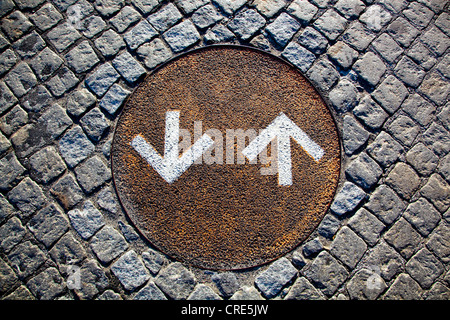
top-left (242, 112), bottom-right (325, 186)
top-left (131, 111), bottom-right (214, 184)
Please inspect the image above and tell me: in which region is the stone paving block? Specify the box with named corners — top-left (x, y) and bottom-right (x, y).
top-left (29, 146), bottom-right (66, 184)
top-left (303, 251), bottom-right (348, 297)
top-left (297, 26), bottom-right (328, 54)
top-left (59, 125), bottom-right (95, 168)
top-left (142, 248), bottom-right (165, 275)
top-left (99, 84), bottom-right (131, 116)
top-left (317, 213), bottom-right (340, 239)
top-left (394, 56), bottom-right (426, 88)
top-left (26, 267), bottom-right (65, 300)
top-left (137, 38), bottom-right (173, 69)
top-left (227, 9), bottom-right (266, 41)
top-left (111, 250), bottom-right (150, 291)
top-left (0, 216), bottom-right (26, 253)
top-left (423, 282), bottom-right (450, 300)
top-left (192, 4), bottom-right (223, 29)
top-left (265, 12), bottom-right (301, 48)
top-left (281, 42), bottom-right (315, 73)
top-left (436, 54), bottom-right (450, 80)
top-left (94, 30), bottom-right (126, 58)
top-left (435, 12), bottom-right (450, 37)
top-left (384, 218), bottom-right (422, 259)
top-left (12, 32), bottom-right (45, 60)
top-left (302, 237), bottom-right (323, 257)
top-left (50, 232), bottom-right (87, 267)
top-left (110, 6), bottom-right (141, 33)
top-left (327, 41), bottom-right (358, 69)
top-left (1, 11), bottom-right (33, 42)
top-left (403, 2), bottom-right (434, 30)
top-left (212, 272), bottom-right (239, 298)
top-left (131, 0), bottom-right (160, 15)
top-left (118, 221), bottom-right (140, 242)
top-left (230, 286), bottom-right (264, 300)
top-left (348, 208), bottom-right (385, 247)
top-left (387, 17), bottom-right (420, 48)
top-left (124, 20), bottom-right (158, 50)
top-left (330, 181), bottom-right (366, 216)
top-left (8, 177), bottom-right (47, 218)
top-left (254, 257), bottom-right (297, 299)
top-left (96, 186), bottom-right (118, 213)
top-left (75, 155), bottom-right (111, 193)
top-left (306, 58), bottom-right (339, 92)
top-left (421, 26), bottom-right (450, 57)
top-left (253, 0), bottom-right (287, 18)
top-left (420, 173), bottom-right (450, 213)
top-left (175, 0), bottom-right (208, 14)
top-left (187, 284), bottom-right (222, 300)
top-left (353, 52), bottom-right (386, 87)
top-left (155, 262), bottom-right (197, 300)
top-left (372, 75), bottom-right (407, 114)
top-left (205, 24), bottom-right (235, 44)
top-left (66, 41), bottom-right (99, 74)
top-left (360, 239), bottom-right (404, 281)
top-left (365, 184), bottom-right (405, 225)
top-left (75, 259), bottom-right (109, 299)
top-left (112, 51), bottom-right (147, 84)
top-left (422, 122), bottom-right (450, 157)
top-left (0, 49), bottom-right (17, 77)
top-left (346, 268), bottom-right (386, 300)
top-left (0, 82), bottom-right (17, 114)
top-left (360, 4), bottom-right (392, 32)
top-left (345, 152), bottom-right (382, 190)
top-left (383, 273), bottom-right (423, 299)
top-left (387, 114), bottom-right (420, 147)
top-left (342, 21), bottom-right (375, 51)
top-left (403, 198), bottom-right (441, 237)
top-left (164, 20), bottom-right (201, 53)
top-left (418, 70), bottom-right (450, 106)
top-left (147, 3), bottom-right (182, 32)
top-left (97, 289), bottom-right (122, 300)
top-left (21, 85), bottom-right (51, 113)
top-left (8, 241), bottom-right (46, 279)
top-left (38, 104), bottom-right (72, 139)
top-left (30, 3), bottom-right (62, 31)
top-left (406, 42), bottom-right (436, 71)
top-left (5, 62), bottom-right (38, 98)
top-left (0, 257), bottom-right (17, 294)
top-left (406, 143), bottom-right (439, 176)
top-left (401, 93), bottom-right (435, 127)
top-left (335, 0), bottom-right (365, 19)
top-left (0, 131), bottom-right (10, 155)
top-left (52, 0), bottom-right (77, 11)
top-left (313, 9), bottom-right (347, 41)
top-left (372, 33), bottom-right (403, 64)
top-left (134, 281), bottom-right (167, 300)
top-left (28, 203), bottom-right (69, 248)
top-left (51, 174), bottom-right (84, 210)
top-left (80, 108), bottom-right (109, 142)
top-left (367, 131), bottom-right (404, 168)
top-left (385, 162), bottom-right (420, 200)
top-left (90, 226), bottom-right (128, 264)
top-left (342, 114), bottom-right (369, 155)
top-left (68, 200), bottom-right (105, 240)
top-left (95, 0), bottom-right (125, 17)
top-left (0, 0), bottom-right (15, 18)
top-left (426, 221), bottom-right (450, 264)
top-left (85, 63), bottom-right (120, 97)
top-left (47, 23), bottom-right (82, 53)
top-left (66, 88), bottom-right (96, 118)
top-left (46, 66), bottom-right (79, 97)
top-left (213, 0), bottom-right (247, 15)
top-left (284, 277), bottom-right (325, 300)
top-left (78, 15), bottom-right (107, 39)
top-left (286, 0), bottom-right (318, 25)
top-left (331, 226), bottom-right (367, 269)
top-left (0, 194), bottom-right (15, 224)
top-left (0, 152), bottom-right (25, 191)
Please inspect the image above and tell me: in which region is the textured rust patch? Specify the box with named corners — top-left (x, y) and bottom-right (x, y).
top-left (112, 46), bottom-right (340, 270)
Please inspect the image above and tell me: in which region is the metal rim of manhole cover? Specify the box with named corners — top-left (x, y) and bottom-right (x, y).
top-left (111, 45), bottom-right (341, 270)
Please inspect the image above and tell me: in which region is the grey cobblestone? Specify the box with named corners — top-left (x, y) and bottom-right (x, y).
top-left (348, 207), bottom-right (384, 246)
top-left (75, 155), bottom-right (111, 193)
top-left (360, 4), bottom-right (392, 32)
top-left (406, 143), bottom-right (439, 176)
top-left (403, 197), bottom-right (441, 237)
top-left (386, 114), bottom-right (420, 147)
top-left (90, 225), bottom-right (128, 264)
top-left (47, 23), bottom-right (82, 53)
top-left (49, 232), bottom-right (86, 267)
top-left (5, 62), bottom-right (38, 98)
top-left (330, 181), bottom-right (366, 216)
top-left (0, 152), bottom-right (25, 191)
top-left (65, 41), bottom-right (99, 74)
top-left (346, 268), bottom-right (386, 300)
top-left (134, 281), bottom-right (167, 300)
top-left (68, 200), bottom-right (105, 240)
top-left (314, 9), bottom-right (347, 41)
top-left (85, 63), bottom-right (120, 97)
top-left (30, 3), bottom-right (62, 31)
top-left (384, 218), bottom-right (422, 259)
top-left (188, 284), bottom-right (221, 300)
top-left (59, 126), bottom-right (95, 168)
top-left (365, 184), bottom-right (405, 225)
top-left (51, 174), bottom-right (84, 210)
top-left (155, 262), bottom-right (197, 300)
top-left (0, 216), bottom-right (26, 253)
top-left (111, 250), bottom-right (150, 291)
top-left (285, 277), bottom-right (325, 300)
top-left (286, 0), bottom-right (317, 24)
top-left (0, 105), bottom-right (27, 136)
top-left (28, 203), bottom-right (69, 248)
top-left (94, 30), bottom-right (125, 58)
top-left (367, 131), bottom-right (404, 168)
top-left (8, 241), bottom-right (46, 279)
top-left (383, 273), bottom-right (422, 299)
top-left (266, 12), bottom-right (300, 47)
top-left (8, 177), bottom-right (46, 218)
top-left (342, 114), bottom-right (369, 155)
top-left (345, 152), bottom-right (382, 190)
top-left (26, 267), bottom-right (65, 300)
top-left (29, 146), bottom-right (66, 184)
top-left (386, 162), bottom-right (421, 200)
top-left (254, 257), bottom-right (297, 298)
top-left (124, 20), bottom-right (158, 50)
top-left (227, 9), bottom-right (265, 41)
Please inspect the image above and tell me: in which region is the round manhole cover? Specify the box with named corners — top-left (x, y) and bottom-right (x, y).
top-left (112, 46), bottom-right (341, 270)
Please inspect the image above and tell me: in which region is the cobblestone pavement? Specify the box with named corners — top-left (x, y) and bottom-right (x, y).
top-left (0, 0), bottom-right (449, 301)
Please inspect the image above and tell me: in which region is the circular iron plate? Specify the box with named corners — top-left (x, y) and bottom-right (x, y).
top-left (112, 46), bottom-right (341, 270)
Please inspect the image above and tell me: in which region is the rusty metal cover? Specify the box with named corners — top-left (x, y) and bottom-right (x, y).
top-left (111, 46), bottom-right (341, 270)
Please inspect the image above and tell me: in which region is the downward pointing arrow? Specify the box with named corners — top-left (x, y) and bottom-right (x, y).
top-left (131, 111), bottom-right (214, 184)
top-left (242, 112), bottom-right (324, 186)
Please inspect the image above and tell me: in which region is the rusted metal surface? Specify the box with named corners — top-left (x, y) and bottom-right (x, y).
top-left (111, 46), bottom-right (341, 270)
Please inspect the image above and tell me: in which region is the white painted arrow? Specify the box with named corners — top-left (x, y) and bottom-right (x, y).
top-left (242, 112), bottom-right (324, 186)
top-left (131, 111), bottom-right (214, 184)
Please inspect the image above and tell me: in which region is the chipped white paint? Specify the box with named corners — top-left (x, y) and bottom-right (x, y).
top-left (242, 112), bottom-right (324, 186)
